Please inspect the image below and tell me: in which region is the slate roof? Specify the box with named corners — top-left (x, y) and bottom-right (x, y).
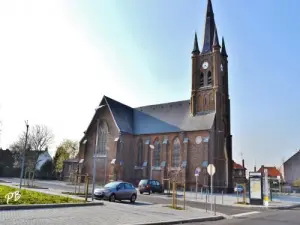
top-left (93, 96), bottom-right (215, 135)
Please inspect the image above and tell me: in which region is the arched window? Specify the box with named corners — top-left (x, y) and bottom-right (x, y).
top-left (207, 71), bottom-right (212, 86)
top-left (137, 139), bottom-right (143, 166)
top-left (172, 138), bottom-right (181, 167)
top-left (153, 139), bottom-right (161, 167)
top-left (97, 120), bottom-right (108, 156)
top-left (199, 73), bottom-right (204, 87)
top-left (196, 72), bottom-right (204, 88)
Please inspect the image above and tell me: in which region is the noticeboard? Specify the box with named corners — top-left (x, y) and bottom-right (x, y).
top-left (249, 172), bottom-right (263, 205)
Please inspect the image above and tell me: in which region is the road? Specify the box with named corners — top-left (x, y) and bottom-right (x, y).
top-left (188, 208), bottom-right (300, 225)
top-left (1, 177), bottom-right (268, 216)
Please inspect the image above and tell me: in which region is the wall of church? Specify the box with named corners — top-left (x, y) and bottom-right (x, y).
top-left (130, 130), bottom-right (212, 189)
top-left (79, 106), bottom-right (119, 183)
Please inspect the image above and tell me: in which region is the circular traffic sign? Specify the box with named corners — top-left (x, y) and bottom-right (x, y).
top-left (194, 167), bottom-right (201, 176)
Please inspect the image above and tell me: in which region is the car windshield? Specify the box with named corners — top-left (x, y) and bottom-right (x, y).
top-left (104, 182), bottom-right (119, 188)
top-left (139, 180), bottom-right (148, 185)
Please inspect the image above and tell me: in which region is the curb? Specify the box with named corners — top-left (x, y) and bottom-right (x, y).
top-left (0, 202), bottom-right (104, 211)
top-left (269, 203), bottom-right (300, 210)
top-left (128, 216), bottom-right (225, 225)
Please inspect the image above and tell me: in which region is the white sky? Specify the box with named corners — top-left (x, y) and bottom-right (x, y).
top-left (0, 0), bottom-right (130, 156)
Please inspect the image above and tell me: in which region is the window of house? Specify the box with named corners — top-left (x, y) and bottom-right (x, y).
top-left (97, 121), bottom-right (108, 156)
top-left (172, 138), bottom-right (180, 167)
top-left (137, 139), bottom-right (143, 166)
top-left (153, 140), bottom-right (161, 167)
top-left (199, 73), bottom-right (204, 87)
top-left (207, 71), bottom-right (212, 85)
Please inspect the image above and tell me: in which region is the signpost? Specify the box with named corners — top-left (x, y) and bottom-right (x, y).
top-left (194, 167), bottom-right (201, 199)
top-left (249, 172), bottom-right (263, 205)
top-left (207, 164), bottom-right (215, 212)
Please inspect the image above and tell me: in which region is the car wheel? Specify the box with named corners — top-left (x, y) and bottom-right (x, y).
top-left (109, 194), bottom-right (116, 202)
top-left (130, 194), bottom-right (137, 203)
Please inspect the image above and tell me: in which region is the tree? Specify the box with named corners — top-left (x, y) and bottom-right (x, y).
top-left (9, 124), bottom-right (54, 168)
top-left (53, 139), bottom-right (78, 173)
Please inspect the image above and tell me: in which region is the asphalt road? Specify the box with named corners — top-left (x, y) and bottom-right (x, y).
top-left (187, 208), bottom-right (300, 225)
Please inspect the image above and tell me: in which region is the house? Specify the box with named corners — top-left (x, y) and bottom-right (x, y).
top-left (0, 148), bottom-right (14, 176)
top-left (62, 158), bottom-right (84, 181)
top-left (78, 0), bottom-right (234, 192)
top-left (232, 160), bottom-right (247, 186)
top-left (35, 151), bottom-right (52, 171)
top-left (283, 150), bottom-right (300, 185)
top-left (258, 166), bottom-right (282, 180)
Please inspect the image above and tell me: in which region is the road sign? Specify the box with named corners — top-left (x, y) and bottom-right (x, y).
top-left (194, 167), bottom-right (201, 176)
top-left (207, 164), bottom-right (215, 176)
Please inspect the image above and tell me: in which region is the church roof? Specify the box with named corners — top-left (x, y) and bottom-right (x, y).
top-left (101, 96), bottom-right (215, 135)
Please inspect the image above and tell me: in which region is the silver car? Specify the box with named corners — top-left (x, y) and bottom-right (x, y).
top-left (94, 181), bottom-right (137, 203)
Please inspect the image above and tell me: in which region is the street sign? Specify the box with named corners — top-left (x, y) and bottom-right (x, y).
top-left (207, 164), bottom-right (215, 176)
top-left (194, 167), bottom-right (201, 176)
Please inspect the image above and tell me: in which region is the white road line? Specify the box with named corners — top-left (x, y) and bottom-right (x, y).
top-left (231, 211), bottom-right (261, 218)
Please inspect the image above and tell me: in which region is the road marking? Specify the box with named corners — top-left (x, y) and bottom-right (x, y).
top-left (231, 211), bottom-right (260, 218)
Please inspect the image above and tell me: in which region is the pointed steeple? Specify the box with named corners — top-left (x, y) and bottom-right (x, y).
top-left (192, 32), bottom-right (200, 55)
top-left (202, 0), bottom-right (216, 54)
top-left (221, 37), bottom-right (228, 57)
top-left (213, 26), bottom-right (220, 49)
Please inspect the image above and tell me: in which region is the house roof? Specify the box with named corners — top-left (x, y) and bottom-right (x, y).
top-left (233, 161), bottom-right (246, 170)
top-left (258, 166), bottom-right (281, 177)
top-left (85, 96), bottom-right (215, 136)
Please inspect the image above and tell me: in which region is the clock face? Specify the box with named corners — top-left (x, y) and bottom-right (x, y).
top-left (202, 61), bottom-right (209, 70)
top-left (195, 136), bottom-right (202, 145)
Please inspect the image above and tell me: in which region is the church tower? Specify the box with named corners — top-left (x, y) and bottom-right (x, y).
top-left (190, 0), bottom-right (233, 192)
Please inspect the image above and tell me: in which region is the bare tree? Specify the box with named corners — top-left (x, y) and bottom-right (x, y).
top-left (10, 124), bottom-right (54, 186)
top-left (28, 124), bottom-right (54, 151)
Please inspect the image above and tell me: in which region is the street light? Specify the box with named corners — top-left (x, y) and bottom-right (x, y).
top-left (149, 144), bottom-right (155, 180)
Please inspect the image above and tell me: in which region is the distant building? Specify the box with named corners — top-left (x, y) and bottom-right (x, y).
top-left (283, 150), bottom-right (300, 185)
top-left (0, 148), bottom-right (14, 176)
top-left (232, 160), bottom-right (247, 186)
top-left (62, 158), bottom-right (84, 181)
top-left (258, 166), bottom-right (282, 180)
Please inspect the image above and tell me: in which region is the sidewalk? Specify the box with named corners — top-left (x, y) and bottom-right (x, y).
top-left (161, 189), bottom-right (300, 209)
top-left (0, 202), bottom-right (224, 225)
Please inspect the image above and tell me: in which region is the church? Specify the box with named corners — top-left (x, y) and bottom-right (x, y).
top-left (78, 0), bottom-right (233, 193)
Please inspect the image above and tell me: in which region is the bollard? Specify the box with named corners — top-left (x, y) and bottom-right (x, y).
top-left (85, 174), bottom-right (89, 202)
top-left (201, 187), bottom-right (203, 199)
top-left (214, 195), bottom-right (216, 215)
top-left (184, 183), bottom-right (186, 210)
top-left (222, 190), bottom-right (224, 205)
top-left (205, 192), bottom-right (208, 212)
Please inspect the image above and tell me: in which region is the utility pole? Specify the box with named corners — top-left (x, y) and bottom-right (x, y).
top-left (19, 121), bottom-right (29, 189)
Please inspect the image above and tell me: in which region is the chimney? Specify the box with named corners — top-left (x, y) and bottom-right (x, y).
top-left (254, 165), bottom-right (256, 172)
top-left (242, 159), bottom-right (245, 169)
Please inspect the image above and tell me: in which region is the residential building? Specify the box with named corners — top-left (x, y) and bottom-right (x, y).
top-left (283, 150), bottom-right (300, 185)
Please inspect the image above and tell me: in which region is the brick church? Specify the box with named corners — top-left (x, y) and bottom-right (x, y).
top-left (78, 0), bottom-right (233, 192)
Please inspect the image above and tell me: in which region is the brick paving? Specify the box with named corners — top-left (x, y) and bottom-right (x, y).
top-left (0, 202), bottom-right (221, 225)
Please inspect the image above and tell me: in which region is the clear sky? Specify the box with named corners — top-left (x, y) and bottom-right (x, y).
top-left (0, 0), bottom-right (299, 172)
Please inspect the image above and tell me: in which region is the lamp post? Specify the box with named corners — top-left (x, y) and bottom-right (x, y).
top-left (149, 144), bottom-right (155, 180)
top-left (19, 121), bottom-right (29, 190)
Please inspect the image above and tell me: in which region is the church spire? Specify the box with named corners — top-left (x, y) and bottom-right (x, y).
top-left (202, 0), bottom-right (216, 54)
top-left (213, 26), bottom-right (220, 49)
top-left (221, 37), bottom-right (228, 57)
top-left (192, 32), bottom-right (200, 55)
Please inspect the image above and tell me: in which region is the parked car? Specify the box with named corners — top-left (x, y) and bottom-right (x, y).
top-left (234, 184), bottom-right (244, 193)
top-left (94, 181), bottom-right (137, 203)
top-left (138, 179), bottom-right (164, 194)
